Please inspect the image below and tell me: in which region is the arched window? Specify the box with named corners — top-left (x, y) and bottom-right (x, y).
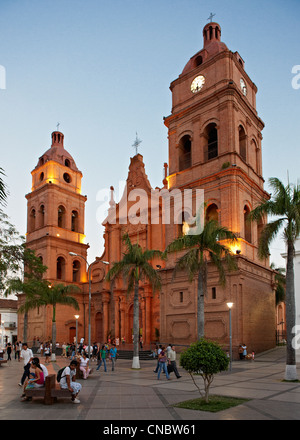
top-left (179, 135), bottom-right (192, 171)
top-left (239, 125), bottom-right (246, 161)
top-left (195, 55), bottom-right (203, 66)
top-left (205, 203), bottom-right (219, 223)
top-left (57, 256), bottom-right (66, 280)
top-left (72, 260), bottom-right (81, 282)
top-left (58, 205), bottom-right (66, 228)
top-left (257, 218), bottom-right (264, 243)
top-left (38, 204), bottom-right (45, 228)
top-left (30, 208), bottom-right (36, 231)
top-left (244, 205), bottom-right (252, 243)
top-left (205, 123), bottom-right (218, 160)
top-left (65, 159), bottom-right (71, 167)
top-left (63, 173), bottom-right (71, 183)
top-left (71, 210), bottom-right (79, 232)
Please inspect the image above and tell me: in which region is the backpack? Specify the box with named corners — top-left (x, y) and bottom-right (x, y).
top-left (57, 367), bottom-right (66, 382)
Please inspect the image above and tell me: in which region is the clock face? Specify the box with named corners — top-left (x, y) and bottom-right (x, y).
top-left (240, 78), bottom-right (247, 96)
top-left (191, 75), bottom-right (205, 93)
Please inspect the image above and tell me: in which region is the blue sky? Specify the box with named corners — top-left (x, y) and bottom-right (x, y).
top-left (0, 0), bottom-right (299, 268)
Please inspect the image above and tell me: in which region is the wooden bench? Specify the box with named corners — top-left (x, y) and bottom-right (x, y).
top-left (24, 374), bottom-right (72, 404)
top-left (0, 359), bottom-right (7, 366)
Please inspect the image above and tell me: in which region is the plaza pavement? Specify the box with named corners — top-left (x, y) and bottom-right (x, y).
top-left (0, 346), bottom-right (299, 421)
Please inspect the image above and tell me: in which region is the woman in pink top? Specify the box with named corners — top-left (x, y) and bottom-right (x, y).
top-left (21, 358), bottom-right (45, 400)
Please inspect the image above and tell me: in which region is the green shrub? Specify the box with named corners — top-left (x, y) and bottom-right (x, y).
top-left (180, 338), bottom-right (229, 402)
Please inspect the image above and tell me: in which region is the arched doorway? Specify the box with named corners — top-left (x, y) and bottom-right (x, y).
top-left (95, 312), bottom-right (103, 343)
top-left (69, 326), bottom-right (76, 343)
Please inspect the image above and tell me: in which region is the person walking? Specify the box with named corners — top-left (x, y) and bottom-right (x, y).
top-left (167, 345), bottom-right (181, 379)
top-left (6, 342), bottom-right (12, 361)
top-left (14, 342), bottom-right (20, 361)
top-left (18, 342), bottom-right (34, 387)
top-left (96, 345), bottom-right (107, 372)
top-left (109, 344), bottom-right (117, 371)
top-left (157, 347), bottom-right (170, 380)
top-left (44, 343), bottom-right (51, 364)
top-left (153, 344), bottom-right (162, 373)
top-left (92, 342), bottom-right (98, 362)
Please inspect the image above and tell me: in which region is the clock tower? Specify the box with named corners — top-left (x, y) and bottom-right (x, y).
top-left (161, 22), bottom-right (276, 354)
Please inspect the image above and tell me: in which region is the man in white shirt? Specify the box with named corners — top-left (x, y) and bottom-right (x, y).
top-left (18, 342), bottom-right (34, 386)
top-left (59, 360), bottom-right (82, 404)
top-left (167, 345), bottom-right (182, 379)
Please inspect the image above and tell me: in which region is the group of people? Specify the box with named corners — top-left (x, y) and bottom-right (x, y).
top-left (238, 343), bottom-right (248, 359)
top-left (1, 341), bottom-right (23, 361)
top-left (15, 338), bottom-right (182, 406)
top-left (153, 344), bottom-right (182, 380)
top-left (96, 343), bottom-right (118, 372)
top-left (17, 341), bottom-right (83, 403)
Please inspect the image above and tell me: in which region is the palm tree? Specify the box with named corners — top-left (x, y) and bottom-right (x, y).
top-left (106, 233), bottom-right (162, 369)
top-left (270, 263), bottom-right (286, 306)
top-left (5, 247), bottom-right (48, 341)
top-left (165, 219), bottom-right (238, 339)
top-left (18, 282), bottom-right (80, 361)
top-left (250, 177), bottom-right (300, 381)
top-left (0, 167), bottom-right (8, 207)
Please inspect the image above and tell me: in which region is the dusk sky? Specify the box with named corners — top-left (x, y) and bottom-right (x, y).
top-left (0, 0), bottom-right (299, 270)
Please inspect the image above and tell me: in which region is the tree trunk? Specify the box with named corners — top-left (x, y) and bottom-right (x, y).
top-left (132, 278), bottom-right (140, 369)
top-left (23, 311), bottom-right (28, 343)
top-left (51, 305), bottom-right (57, 362)
top-left (197, 271), bottom-right (205, 339)
top-left (284, 240), bottom-right (298, 380)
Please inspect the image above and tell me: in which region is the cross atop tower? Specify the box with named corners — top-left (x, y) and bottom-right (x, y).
top-left (132, 132), bottom-right (142, 156)
top-left (207, 12), bottom-right (216, 22)
top-left (56, 122), bottom-right (60, 131)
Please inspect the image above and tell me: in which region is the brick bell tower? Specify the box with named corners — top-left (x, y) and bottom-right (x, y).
top-left (21, 131), bottom-right (89, 344)
top-left (161, 22), bottom-right (276, 354)
top-left (25, 130), bottom-right (89, 284)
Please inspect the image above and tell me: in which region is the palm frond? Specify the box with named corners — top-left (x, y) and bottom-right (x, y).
top-left (258, 218), bottom-right (285, 259)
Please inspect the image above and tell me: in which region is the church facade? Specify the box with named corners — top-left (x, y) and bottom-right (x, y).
top-left (18, 22), bottom-right (276, 356)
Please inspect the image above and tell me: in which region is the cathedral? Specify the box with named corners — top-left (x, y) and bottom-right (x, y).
top-left (18, 21), bottom-right (276, 356)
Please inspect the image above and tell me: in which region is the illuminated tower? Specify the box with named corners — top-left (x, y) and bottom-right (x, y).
top-left (161, 22), bottom-right (276, 353)
top-left (25, 131), bottom-right (88, 285)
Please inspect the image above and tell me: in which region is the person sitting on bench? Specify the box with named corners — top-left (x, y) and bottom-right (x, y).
top-left (59, 360), bottom-right (82, 404)
top-left (21, 358), bottom-right (45, 401)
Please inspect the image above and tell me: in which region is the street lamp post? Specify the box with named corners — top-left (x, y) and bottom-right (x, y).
top-left (75, 314), bottom-right (79, 358)
top-left (227, 302), bottom-right (233, 372)
top-left (69, 252), bottom-right (109, 360)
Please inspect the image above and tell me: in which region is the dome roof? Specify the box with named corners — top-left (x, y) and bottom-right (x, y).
top-left (181, 22), bottom-right (228, 75)
top-left (36, 131), bottom-right (79, 172)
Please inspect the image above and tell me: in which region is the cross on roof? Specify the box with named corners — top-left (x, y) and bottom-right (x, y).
top-left (132, 132), bottom-right (142, 156)
top-left (56, 122), bottom-right (60, 131)
top-left (207, 12), bottom-right (216, 22)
